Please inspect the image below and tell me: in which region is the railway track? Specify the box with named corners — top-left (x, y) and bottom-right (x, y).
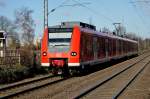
top-left (73, 55), bottom-right (150, 99)
top-left (0, 74), bottom-right (66, 99)
top-left (0, 53), bottom-right (149, 99)
top-left (29, 53), bottom-right (149, 99)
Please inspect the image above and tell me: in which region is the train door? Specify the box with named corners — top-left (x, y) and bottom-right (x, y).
top-left (105, 38), bottom-right (108, 58)
top-left (93, 36), bottom-right (98, 60)
top-left (116, 39), bottom-right (119, 56)
top-left (121, 40), bottom-right (123, 55)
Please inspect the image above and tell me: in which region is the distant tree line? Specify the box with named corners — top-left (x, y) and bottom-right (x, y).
top-left (101, 26), bottom-right (150, 52)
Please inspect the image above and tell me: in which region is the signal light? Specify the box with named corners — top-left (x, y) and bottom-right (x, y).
top-left (71, 52), bottom-right (77, 56)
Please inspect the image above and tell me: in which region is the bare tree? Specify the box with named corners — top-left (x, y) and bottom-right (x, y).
top-left (14, 7), bottom-right (35, 67)
top-left (113, 24), bottom-right (126, 36)
top-left (125, 32), bottom-right (139, 40)
top-left (126, 32), bottom-right (150, 51)
top-left (0, 16), bottom-right (19, 48)
top-left (102, 27), bottom-right (110, 33)
top-left (15, 7), bottom-right (35, 46)
top-left (0, 16), bottom-right (12, 32)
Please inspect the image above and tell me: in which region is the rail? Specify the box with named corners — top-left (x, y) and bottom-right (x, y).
top-left (0, 74), bottom-right (68, 98)
top-left (73, 54), bottom-right (150, 99)
top-left (112, 61), bottom-right (150, 99)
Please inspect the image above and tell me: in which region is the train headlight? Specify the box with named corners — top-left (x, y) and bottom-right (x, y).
top-left (43, 52), bottom-right (47, 56)
top-left (71, 52), bottom-right (77, 56)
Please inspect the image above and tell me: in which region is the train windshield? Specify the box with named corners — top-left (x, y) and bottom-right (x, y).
top-left (48, 28), bottom-right (73, 52)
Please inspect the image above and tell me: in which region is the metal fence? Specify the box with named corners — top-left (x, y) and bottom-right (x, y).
top-left (0, 49), bottom-right (20, 67)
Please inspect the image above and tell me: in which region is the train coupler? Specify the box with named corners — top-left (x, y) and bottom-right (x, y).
top-left (51, 59), bottom-right (65, 68)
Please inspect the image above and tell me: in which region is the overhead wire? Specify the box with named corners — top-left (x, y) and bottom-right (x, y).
top-left (49, 0), bottom-right (91, 13)
top-left (71, 0), bottom-right (114, 23)
top-left (49, 0), bottom-right (71, 13)
top-left (136, 0), bottom-right (150, 16)
top-left (130, 0), bottom-right (150, 33)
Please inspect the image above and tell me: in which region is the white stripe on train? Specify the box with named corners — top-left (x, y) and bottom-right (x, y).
top-left (41, 63), bottom-right (50, 67)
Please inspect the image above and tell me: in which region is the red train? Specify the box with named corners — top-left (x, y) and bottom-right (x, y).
top-left (41, 22), bottom-right (138, 75)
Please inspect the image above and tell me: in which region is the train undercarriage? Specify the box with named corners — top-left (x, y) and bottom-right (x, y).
top-left (47, 53), bottom-right (138, 77)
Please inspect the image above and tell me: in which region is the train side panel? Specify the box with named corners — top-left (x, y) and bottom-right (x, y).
top-left (68, 26), bottom-right (81, 67)
top-left (41, 28), bottom-right (49, 66)
top-left (79, 30), bottom-right (138, 67)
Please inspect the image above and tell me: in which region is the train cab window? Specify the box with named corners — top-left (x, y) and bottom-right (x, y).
top-left (48, 28), bottom-right (73, 52)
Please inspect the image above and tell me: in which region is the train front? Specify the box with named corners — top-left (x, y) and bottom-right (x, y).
top-left (41, 22), bottom-right (81, 75)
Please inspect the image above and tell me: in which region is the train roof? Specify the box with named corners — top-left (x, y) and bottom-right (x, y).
top-left (49, 21), bottom-right (96, 30)
top-left (48, 21), bottom-right (137, 43)
top-left (81, 28), bottom-right (137, 43)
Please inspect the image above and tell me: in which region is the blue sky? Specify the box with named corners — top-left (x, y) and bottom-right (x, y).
top-left (0, 0), bottom-right (150, 39)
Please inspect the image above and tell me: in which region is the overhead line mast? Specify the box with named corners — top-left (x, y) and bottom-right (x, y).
top-left (44, 0), bottom-right (48, 29)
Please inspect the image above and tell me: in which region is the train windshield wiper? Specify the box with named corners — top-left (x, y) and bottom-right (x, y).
top-left (51, 44), bottom-right (69, 46)
top-left (55, 44), bottom-right (68, 46)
